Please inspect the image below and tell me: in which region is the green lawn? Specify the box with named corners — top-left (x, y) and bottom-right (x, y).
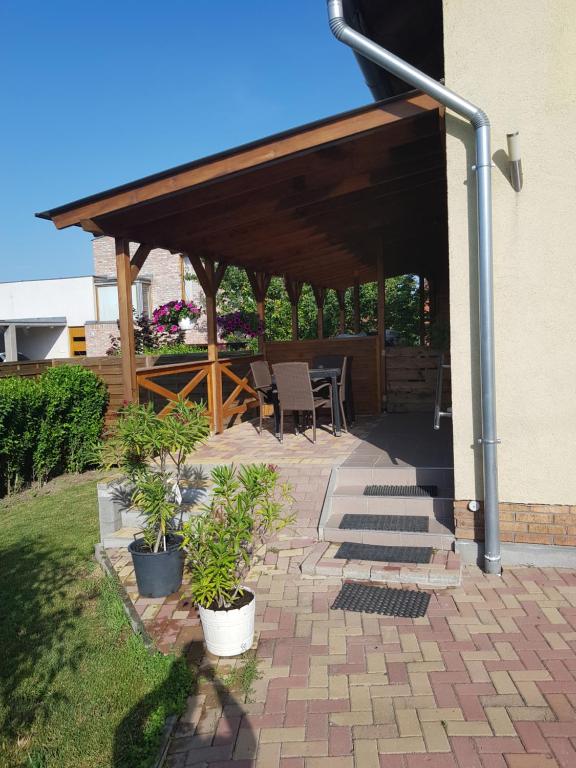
top-left (0, 478), bottom-right (192, 768)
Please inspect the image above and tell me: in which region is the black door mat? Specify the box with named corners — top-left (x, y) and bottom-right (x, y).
top-left (332, 582), bottom-right (431, 618)
top-left (339, 514), bottom-right (429, 533)
top-left (364, 484), bottom-right (438, 497)
top-left (335, 542), bottom-right (433, 564)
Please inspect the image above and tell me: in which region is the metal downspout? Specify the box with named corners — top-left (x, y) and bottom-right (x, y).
top-left (327, 0), bottom-right (501, 574)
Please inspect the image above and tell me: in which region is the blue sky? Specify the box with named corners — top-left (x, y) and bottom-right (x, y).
top-left (0, 1), bottom-right (370, 282)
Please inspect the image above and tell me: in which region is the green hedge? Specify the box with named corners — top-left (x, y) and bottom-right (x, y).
top-left (0, 366), bottom-right (108, 495)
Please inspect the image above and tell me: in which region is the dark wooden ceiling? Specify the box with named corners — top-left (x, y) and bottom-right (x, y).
top-left (39, 92), bottom-right (448, 290)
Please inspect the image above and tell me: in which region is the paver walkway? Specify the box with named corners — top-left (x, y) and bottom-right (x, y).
top-left (104, 416), bottom-right (576, 766)
top-left (159, 554), bottom-right (576, 768)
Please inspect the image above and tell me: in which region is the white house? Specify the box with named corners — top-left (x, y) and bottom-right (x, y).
top-left (0, 237), bottom-right (205, 361)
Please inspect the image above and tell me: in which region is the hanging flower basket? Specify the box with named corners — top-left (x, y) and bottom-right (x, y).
top-left (152, 300), bottom-right (201, 332)
top-left (217, 310), bottom-right (264, 339)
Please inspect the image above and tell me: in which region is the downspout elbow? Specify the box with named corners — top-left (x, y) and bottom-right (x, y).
top-left (471, 109), bottom-right (490, 130)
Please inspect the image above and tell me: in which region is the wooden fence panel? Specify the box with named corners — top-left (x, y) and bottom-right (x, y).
top-left (386, 347), bottom-right (450, 412)
top-left (264, 336), bottom-right (380, 414)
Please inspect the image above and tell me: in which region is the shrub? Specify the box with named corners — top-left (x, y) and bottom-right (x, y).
top-left (0, 377), bottom-right (44, 495)
top-left (34, 366), bottom-right (109, 480)
top-left (0, 365), bottom-right (108, 495)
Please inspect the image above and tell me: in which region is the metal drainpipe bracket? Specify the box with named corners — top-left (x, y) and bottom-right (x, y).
top-left (477, 438), bottom-right (501, 444)
top-left (471, 163), bottom-right (496, 171)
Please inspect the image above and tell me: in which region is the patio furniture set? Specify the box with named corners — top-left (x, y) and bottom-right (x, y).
top-left (250, 355), bottom-right (351, 442)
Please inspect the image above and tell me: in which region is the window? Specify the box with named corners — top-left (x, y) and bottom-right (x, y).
top-left (95, 279), bottom-right (151, 321)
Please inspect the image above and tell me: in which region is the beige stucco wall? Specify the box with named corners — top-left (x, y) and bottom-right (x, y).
top-left (444, 0), bottom-right (576, 505)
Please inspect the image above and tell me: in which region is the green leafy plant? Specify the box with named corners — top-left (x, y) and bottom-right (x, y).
top-left (101, 399), bottom-right (210, 553)
top-left (0, 366), bottom-right (107, 496)
top-left (132, 472), bottom-right (178, 553)
top-left (34, 365), bottom-right (108, 481)
top-left (182, 464), bottom-right (294, 610)
top-left (101, 399), bottom-right (210, 483)
top-left (222, 651), bottom-right (262, 701)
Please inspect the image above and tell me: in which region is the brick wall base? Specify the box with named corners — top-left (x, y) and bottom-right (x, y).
top-left (455, 500), bottom-right (576, 547)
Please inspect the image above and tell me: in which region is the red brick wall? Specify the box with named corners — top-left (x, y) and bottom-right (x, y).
top-left (455, 500), bottom-right (576, 547)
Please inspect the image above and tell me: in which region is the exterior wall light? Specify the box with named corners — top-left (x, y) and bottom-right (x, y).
top-left (506, 131), bottom-right (523, 192)
top-left (468, 500), bottom-right (481, 513)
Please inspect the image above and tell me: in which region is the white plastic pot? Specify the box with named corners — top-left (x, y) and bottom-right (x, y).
top-left (198, 588), bottom-right (255, 657)
top-left (178, 317), bottom-right (193, 330)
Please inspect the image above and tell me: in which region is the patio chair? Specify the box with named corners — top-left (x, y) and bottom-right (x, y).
top-left (312, 354), bottom-right (344, 371)
top-left (250, 360), bottom-right (273, 436)
top-left (272, 362), bottom-right (333, 444)
top-left (313, 355), bottom-right (349, 431)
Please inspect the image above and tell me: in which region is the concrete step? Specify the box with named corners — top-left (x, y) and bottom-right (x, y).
top-left (330, 490), bottom-right (454, 521)
top-left (336, 466), bottom-right (454, 497)
top-left (102, 526), bottom-right (140, 549)
top-left (322, 513), bottom-right (455, 550)
top-left (301, 542), bottom-right (462, 588)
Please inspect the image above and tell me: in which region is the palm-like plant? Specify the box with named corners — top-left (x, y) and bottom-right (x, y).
top-left (182, 464), bottom-right (294, 609)
top-left (132, 472), bottom-right (177, 553)
top-left (101, 398), bottom-right (210, 553)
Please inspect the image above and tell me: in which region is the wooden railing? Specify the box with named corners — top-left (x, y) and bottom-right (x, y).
top-left (135, 355), bottom-right (262, 432)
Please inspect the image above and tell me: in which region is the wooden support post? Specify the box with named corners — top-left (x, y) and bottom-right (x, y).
top-left (336, 289), bottom-right (346, 334)
top-left (312, 286), bottom-right (326, 340)
top-left (377, 254), bottom-right (386, 409)
top-left (115, 238), bottom-right (138, 403)
top-left (353, 278), bottom-right (361, 333)
top-left (246, 270), bottom-right (271, 354)
top-left (284, 277), bottom-right (303, 341)
top-left (188, 254), bottom-right (228, 432)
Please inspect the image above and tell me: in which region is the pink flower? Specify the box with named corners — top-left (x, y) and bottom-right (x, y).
top-left (156, 324), bottom-right (165, 332)
top-left (170, 324), bottom-right (178, 332)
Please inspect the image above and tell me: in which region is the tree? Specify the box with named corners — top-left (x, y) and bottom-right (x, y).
top-left (190, 265), bottom-right (422, 345)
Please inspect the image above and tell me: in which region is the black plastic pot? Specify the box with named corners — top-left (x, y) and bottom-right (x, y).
top-left (128, 535), bottom-right (185, 598)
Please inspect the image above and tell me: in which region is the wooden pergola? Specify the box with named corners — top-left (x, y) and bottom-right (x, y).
top-left (38, 91), bottom-right (448, 429)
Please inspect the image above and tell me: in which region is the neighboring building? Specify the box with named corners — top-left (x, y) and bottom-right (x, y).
top-left (0, 238), bottom-right (206, 360)
top-left (0, 276), bottom-right (95, 360)
top-left (86, 237), bottom-right (206, 356)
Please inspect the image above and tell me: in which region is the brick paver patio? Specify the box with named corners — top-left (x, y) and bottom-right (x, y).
top-left (104, 416), bottom-right (576, 767)
top-left (154, 555), bottom-right (576, 768)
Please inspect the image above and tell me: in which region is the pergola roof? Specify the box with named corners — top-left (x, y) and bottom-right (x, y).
top-left (37, 91), bottom-right (447, 290)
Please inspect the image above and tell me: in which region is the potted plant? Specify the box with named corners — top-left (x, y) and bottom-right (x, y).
top-left (182, 464), bottom-right (293, 656)
top-left (102, 399), bottom-right (210, 597)
top-left (152, 300), bottom-right (202, 332)
top-left (128, 471), bottom-right (183, 597)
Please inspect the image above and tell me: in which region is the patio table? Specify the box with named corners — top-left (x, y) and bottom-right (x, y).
top-left (270, 367), bottom-right (342, 438)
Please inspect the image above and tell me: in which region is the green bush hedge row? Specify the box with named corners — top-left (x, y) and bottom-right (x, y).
top-left (0, 365), bottom-right (108, 495)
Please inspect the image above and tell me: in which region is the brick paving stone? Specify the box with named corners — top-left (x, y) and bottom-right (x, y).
top-left (504, 756), bottom-right (559, 768)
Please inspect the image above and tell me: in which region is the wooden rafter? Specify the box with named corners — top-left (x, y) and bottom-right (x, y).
top-left (245, 270), bottom-right (272, 303)
top-left (130, 243), bottom-right (153, 281)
